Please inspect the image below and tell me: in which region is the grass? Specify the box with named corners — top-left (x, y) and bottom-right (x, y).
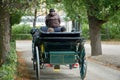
top-left (0, 42), bottom-right (17, 80)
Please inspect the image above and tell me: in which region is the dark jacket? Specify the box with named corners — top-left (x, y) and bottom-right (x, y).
top-left (45, 12), bottom-right (60, 28)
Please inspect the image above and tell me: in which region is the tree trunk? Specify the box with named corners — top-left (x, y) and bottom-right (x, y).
top-left (78, 22), bottom-right (81, 31)
top-left (88, 16), bottom-right (103, 56)
top-left (0, 6), bottom-right (10, 66)
top-left (72, 20), bottom-right (75, 29)
top-left (33, 8), bottom-right (37, 27)
top-left (10, 16), bottom-right (12, 41)
top-left (77, 15), bottom-right (81, 31)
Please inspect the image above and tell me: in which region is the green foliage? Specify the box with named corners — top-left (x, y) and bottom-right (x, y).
top-left (62, 0), bottom-right (87, 22)
top-left (12, 24), bottom-right (32, 40)
top-left (84, 0), bottom-right (120, 21)
top-left (81, 22), bottom-right (120, 40)
top-left (102, 22), bottom-right (120, 40)
top-left (23, 9), bottom-right (34, 16)
top-left (82, 24), bottom-right (89, 39)
top-left (61, 0), bottom-right (120, 26)
top-left (46, 0), bottom-right (64, 11)
top-left (12, 34), bottom-right (32, 40)
top-left (10, 10), bottom-right (24, 26)
top-left (109, 11), bottom-right (120, 24)
top-left (61, 0), bottom-right (120, 41)
top-left (0, 42), bottom-right (17, 80)
top-left (12, 24), bottom-right (32, 34)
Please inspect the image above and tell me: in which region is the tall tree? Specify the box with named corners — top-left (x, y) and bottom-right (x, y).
top-left (62, 0), bottom-right (120, 56)
top-left (84, 0), bottom-right (120, 55)
top-left (0, 0), bottom-right (33, 66)
top-left (0, 4), bottom-right (10, 65)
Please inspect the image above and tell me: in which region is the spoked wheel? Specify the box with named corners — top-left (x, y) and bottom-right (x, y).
top-left (35, 46), bottom-right (40, 80)
top-left (33, 60), bottom-right (36, 70)
top-left (78, 47), bottom-right (87, 80)
top-left (32, 42), bottom-right (36, 70)
top-left (79, 59), bottom-right (87, 80)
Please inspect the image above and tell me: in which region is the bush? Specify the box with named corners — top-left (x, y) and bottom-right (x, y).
top-left (12, 24), bottom-right (32, 40)
top-left (12, 24), bottom-right (32, 34)
top-left (12, 34), bottom-right (32, 40)
top-left (102, 22), bottom-right (120, 40)
top-left (0, 42), bottom-right (17, 80)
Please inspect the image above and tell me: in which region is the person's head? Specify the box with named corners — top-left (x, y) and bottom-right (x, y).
top-left (49, 9), bottom-right (55, 12)
top-left (61, 27), bottom-right (66, 32)
top-left (49, 9), bottom-right (55, 16)
top-left (47, 28), bottom-right (54, 32)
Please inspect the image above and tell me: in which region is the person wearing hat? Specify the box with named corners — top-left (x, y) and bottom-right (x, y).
top-left (45, 9), bottom-right (61, 28)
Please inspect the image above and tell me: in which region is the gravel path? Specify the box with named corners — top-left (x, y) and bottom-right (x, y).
top-left (85, 41), bottom-right (120, 70)
top-left (16, 40), bottom-right (120, 80)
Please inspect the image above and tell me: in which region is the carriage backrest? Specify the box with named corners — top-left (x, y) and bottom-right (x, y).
top-left (39, 31), bottom-right (81, 42)
top-left (39, 31), bottom-right (81, 51)
top-left (44, 42), bottom-right (76, 51)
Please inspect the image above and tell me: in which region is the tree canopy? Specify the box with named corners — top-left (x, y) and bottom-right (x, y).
top-left (84, 0), bottom-right (120, 21)
top-left (61, 0), bottom-right (120, 55)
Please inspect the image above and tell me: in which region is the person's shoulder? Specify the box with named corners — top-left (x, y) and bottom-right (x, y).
top-left (55, 13), bottom-right (59, 16)
top-left (55, 13), bottom-right (60, 17)
top-left (46, 14), bottom-right (49, 17)
top-left (45, 14), bottom-right (50, 19)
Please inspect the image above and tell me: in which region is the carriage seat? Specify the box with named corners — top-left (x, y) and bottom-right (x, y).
top-left (40, 26), bottom-right (62, 32)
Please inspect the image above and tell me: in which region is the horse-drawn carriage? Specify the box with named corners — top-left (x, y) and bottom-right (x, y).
top-left (30, 27), bottom-right (87, 80)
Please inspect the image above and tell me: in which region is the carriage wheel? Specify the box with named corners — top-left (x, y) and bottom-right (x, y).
top-left (35, 46), bottom-right (40, 80)
top-left (79, 47), bottom-right (87, 80)
top-left (80, 59), bottom-right (87, 80)
top-left (32, 42), bottom-right (36, 70)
